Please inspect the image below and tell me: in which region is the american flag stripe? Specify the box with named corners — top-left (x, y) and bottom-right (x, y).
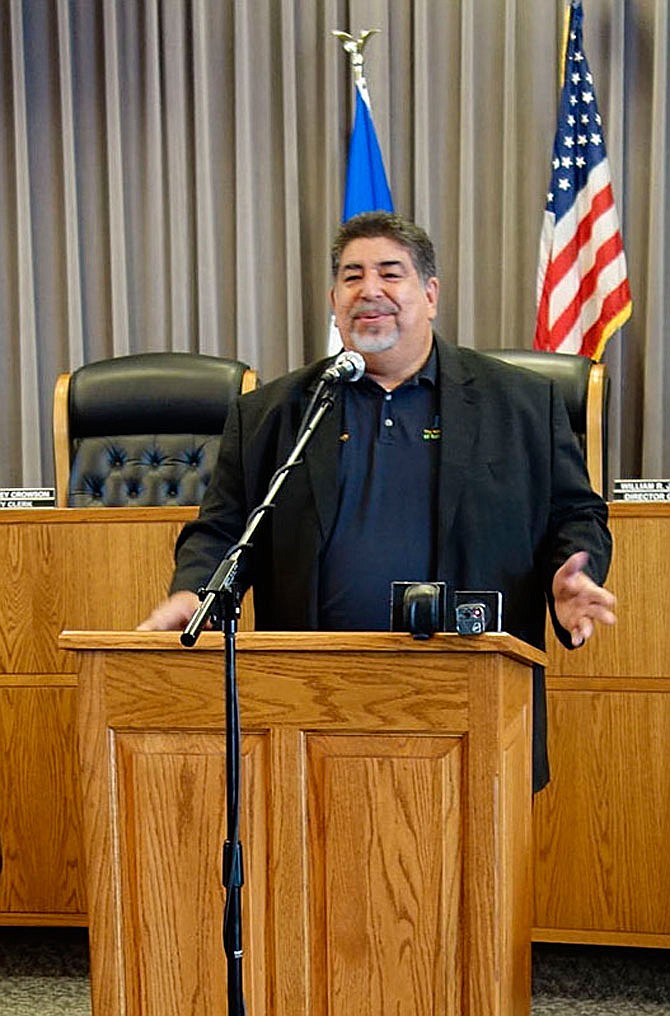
top-left (552, 160), bottom-right (614, 243)
top-left (550, 172), bottom-right (616, 279)
top-left (550, 225), bottom-right (625, 336)
top-left (580, 277), bottom-right (632, 358)
top-left (533, 1), bottom-right (631, 359)
top-left (541, 257), bottom-right (629, 355)
top-left (540, 169), bottom-right (622, 338)
top-left (549, 248), bottom-right (629, 355)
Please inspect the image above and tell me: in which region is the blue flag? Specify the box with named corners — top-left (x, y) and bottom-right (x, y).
top-left (342, 82), bottom-right (394, 221)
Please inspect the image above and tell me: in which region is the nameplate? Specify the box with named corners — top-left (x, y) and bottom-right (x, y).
top-left (612, 479), bottom-right (670, 502)
top-left (0, 487), bottom-right (56, 509)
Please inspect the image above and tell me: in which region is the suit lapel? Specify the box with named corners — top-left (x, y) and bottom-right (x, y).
top-left (435, 340), bottom-right (482, 575)
top-left (302, 387), bottom-right (344, 541)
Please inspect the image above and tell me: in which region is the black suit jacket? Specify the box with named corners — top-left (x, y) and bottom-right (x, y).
top-left (172, 336), bottom-right (612, 789)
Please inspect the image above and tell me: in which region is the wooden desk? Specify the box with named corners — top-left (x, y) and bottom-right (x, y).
top-left (2, 502), bottom-right (670, 947)
top-left (0, 507), bottom-right (195, 924)
top-left (538, 502), bottom-right (670, 946)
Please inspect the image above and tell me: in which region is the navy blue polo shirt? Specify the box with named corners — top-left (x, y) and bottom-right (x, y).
top-left (318, 346), bottom-right (440, 630)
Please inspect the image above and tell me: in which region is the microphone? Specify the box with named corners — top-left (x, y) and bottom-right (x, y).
top-left (295, 350), bottom-right (365, 444)
top-left (319, 350), bottom-right (366, 384)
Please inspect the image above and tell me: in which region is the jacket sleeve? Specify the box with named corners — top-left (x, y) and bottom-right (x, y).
top-left (541, 380), bottom-right (612, 649)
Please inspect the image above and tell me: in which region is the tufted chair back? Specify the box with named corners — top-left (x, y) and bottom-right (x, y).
top-left (479, 348), bottom-right (609, 497)
top-left (53, 352), bottom-right (259, 507)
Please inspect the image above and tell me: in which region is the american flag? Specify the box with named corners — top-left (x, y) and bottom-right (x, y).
top-left (534, 1), bottom-right (632, 359)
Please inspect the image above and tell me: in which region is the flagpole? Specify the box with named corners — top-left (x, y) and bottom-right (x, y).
top-left (327, 28), bottom-right (393, 355)
top-left (559, 3), bottom-right (573, 91)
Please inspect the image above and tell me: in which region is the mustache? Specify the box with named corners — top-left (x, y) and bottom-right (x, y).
top-left (351, 300), bottom-right (397, 318)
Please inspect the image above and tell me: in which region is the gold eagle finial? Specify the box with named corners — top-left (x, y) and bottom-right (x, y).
top-left (332, 29), bottom-right (380, 81)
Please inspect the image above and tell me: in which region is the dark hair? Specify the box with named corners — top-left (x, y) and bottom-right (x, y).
top-left (330, 211), bottom-right (437, 284)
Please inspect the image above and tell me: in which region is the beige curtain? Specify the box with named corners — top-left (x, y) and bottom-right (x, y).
top-left (0, 0), bottom-right (666, 491)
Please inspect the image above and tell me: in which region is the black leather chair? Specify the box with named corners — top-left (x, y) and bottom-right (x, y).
top-left (53, 352), bottom-right (259, 507)
top-left (479, 349), bottom-right (609, 497)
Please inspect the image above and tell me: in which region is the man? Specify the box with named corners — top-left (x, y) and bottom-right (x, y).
top-left (139, 211), bottom-right (616, 790)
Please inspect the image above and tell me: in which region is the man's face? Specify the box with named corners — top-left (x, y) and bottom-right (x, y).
top-left (329, 236), bottom-right (439, 362)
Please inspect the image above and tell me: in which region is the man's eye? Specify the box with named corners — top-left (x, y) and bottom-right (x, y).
top-left (343, 273), bottom-right (361, 283)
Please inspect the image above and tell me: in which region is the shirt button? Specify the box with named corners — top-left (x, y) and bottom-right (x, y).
top-left (384, 418), bottom-right (394, 428)
top-left (384, 393), bottom-right (392, 401)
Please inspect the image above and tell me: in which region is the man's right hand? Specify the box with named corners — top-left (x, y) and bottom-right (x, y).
top-left (136, 590), bottom-right (201, 631)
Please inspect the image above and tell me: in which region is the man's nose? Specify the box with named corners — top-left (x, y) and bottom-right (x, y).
top-left (357, 271), bottom-right (383, 299)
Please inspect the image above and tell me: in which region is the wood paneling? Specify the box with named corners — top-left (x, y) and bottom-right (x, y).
top-left (533, 687), bottom-right (670, 940)
top-left (0, 684), bottom-right (84, 916)
top-left (115, 730), bottom-right (270, 1015)
top-left (546, 503), bottom-right (670, 679)
top-left (0, 508), bottom-right (195, 923)
top-left (68, 633), bottom-right (536, 1015)
top-left (537, 503), bottom-right (670, 945)
top-left (306, 734), bottom-right (463, 1015)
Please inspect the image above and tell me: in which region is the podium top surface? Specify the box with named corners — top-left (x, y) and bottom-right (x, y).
top-left (59, 629), bottom-right (547, 667)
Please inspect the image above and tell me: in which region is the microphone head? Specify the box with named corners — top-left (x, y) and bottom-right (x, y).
top-left (322, 350), bottom-right (366, 384)
top-left (337, 350), bottom-right (366, 381)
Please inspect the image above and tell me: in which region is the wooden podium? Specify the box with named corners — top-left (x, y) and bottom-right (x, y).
top-left (61, 629), bottom-right (544, 1016)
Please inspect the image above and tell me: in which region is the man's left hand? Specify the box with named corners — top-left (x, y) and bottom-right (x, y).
top-left (552, 550), bottom-right (617, 647)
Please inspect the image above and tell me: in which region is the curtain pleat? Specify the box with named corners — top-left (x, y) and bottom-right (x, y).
top-left (162, 1), bottom-right (193, 353)
top-left (143, 0), bottom-right (167, 352)
top-left (641, 0), bottom-right (668, 475)
top-left (103, 0), bottom-right (131, 357)
top-left (0, 0), bottom-right (666, 490)
top-left (10, 0), bottom-right (41, 484)
top-left (456, 0), bottom-right (476, 351)
top-left (56, 0), bottom-right (84, 369)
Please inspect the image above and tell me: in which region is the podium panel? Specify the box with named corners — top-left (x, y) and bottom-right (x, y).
top-left (62, 630), bottom-right (542, 1016)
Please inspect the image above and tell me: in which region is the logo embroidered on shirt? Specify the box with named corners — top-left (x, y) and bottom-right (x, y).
top-left (422, 427), bottom-right (441, 441)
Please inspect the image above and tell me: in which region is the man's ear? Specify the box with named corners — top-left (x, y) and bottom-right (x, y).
top-left (426, 277), bottom-right (440, 320)
top-left (328, 286), bottom-right (336, 311)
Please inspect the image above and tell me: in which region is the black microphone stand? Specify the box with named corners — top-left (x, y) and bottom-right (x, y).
top-left (180, 383), bottom-right (338, 1016)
